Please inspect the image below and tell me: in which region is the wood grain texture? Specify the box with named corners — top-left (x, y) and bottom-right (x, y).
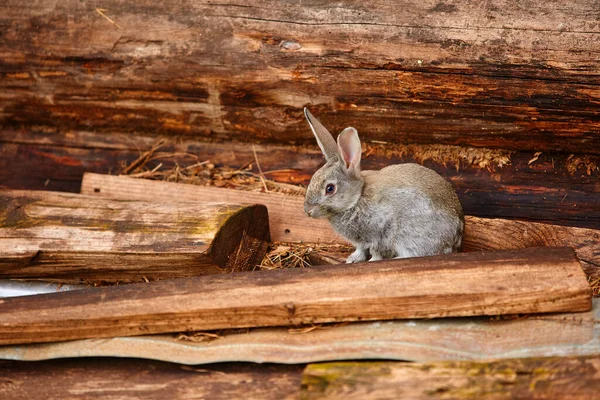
top-left (80, 173), bottom-right (600, 276)
top-left (0, 190), bottom-right (270, 281)
top-left (82, 172), bottom-right (334, 244)
top-left (0, 300), bottom-right (597, 364)
top-left (2, 130), bottom-right (598, 229)
top-left (301, 356), bottom-right (600, 400)
top-left (0, 359), bottom-right (302, 400)
top-left (0, 247), bottom-right (591, 345)
top-left (1, 1), bottom-right (600, 153)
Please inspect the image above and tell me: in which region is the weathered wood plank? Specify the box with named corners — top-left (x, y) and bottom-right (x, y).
top-left (0, 190), bottom-right (270, 281)
top-left (0, 358), bottom-right (302, 400)
top-left (1, 1), bottom-right (600, 152)
top-left (0, 300), bottom-right (597, 364)
top-left (2, 130), bottom-right (598, 228)
top-left (82, 172), bottom-right (333, 244)
top-left (80, 173), bottom-right (600, 276)
top-left (0, 247), bottom-right (591, 345)
top-left (301, 356), bottom-right (600, 399)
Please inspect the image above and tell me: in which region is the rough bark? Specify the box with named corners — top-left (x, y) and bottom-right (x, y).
top-left (0, 247), bottom-right (590, 345)
top-left (1, 1), bottom-right (600, 153)
top-left (0, 190), bottom-right (270, 282)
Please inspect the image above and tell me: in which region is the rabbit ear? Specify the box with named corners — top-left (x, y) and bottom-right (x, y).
top-left (304, 108), bottom-right (338, 160)
top-left (337, 127), bottom-right (361, 172)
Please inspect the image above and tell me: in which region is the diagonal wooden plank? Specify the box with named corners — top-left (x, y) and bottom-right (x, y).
top-left (0, 247), bottom-right (591, 345)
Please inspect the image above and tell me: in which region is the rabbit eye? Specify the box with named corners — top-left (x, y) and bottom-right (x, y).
top-left (325, 183), bottom-right (336, 195)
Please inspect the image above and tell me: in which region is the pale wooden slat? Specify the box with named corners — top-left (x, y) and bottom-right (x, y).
top-left (0, 247), bottom-right (591, 345)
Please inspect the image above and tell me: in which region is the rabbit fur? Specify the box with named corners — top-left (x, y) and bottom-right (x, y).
top-left (303, 108), bottom-right (464, 263)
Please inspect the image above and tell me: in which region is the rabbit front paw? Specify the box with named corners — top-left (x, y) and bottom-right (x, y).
top-left (346, 248), bottom-right (369, 264)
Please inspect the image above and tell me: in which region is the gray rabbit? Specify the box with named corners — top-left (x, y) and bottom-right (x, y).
top-left (303, 108), bottom-right (464, 263)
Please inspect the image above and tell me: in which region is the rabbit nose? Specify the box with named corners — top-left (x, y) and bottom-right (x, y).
top-left (304, 204), bottom-right (315, 217)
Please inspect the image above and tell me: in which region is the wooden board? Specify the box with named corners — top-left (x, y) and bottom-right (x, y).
top-left (301, 356), bottom-right (600, 399)
top-left (0, 247), bottom-right (591, 345)
top-left (0, 299), bottom-right (597, 364)
top-left (80, 173), bottom-right (600, 276)
top-left (0, 190), bottom-right (270, 281)
top-left (1, 1), bottom-right (600, 153)
top-left (3, 131), bottom-right (598, 229)
top-left (0, 358), bottom-right (302, 400)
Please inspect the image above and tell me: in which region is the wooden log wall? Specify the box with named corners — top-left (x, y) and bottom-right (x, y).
top-left (0, 1), bottom-right (599, 228)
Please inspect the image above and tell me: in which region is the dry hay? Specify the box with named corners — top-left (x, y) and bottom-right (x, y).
top-left (566, 155), bottom-right (599, 176)
top-left (589, 276), bottom-right (600, 297)
top-left (363, 142), bottom-right (513, 171)
top-left (121, 139), bottom-right (305, 196)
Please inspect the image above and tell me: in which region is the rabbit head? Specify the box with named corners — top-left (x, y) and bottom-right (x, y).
top-left (303, 108), bottom-right (364, 219)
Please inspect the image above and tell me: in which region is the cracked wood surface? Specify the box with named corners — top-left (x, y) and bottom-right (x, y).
top-left (0, 247), bottom-right (591, 345)
top-left (1, 0), bottom-right (600, 153)
top-left (80, 173), bottom-right (600, 277)
top-left (0, 190), bottom-right (270, 282)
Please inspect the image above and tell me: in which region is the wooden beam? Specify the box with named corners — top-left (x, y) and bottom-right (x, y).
top-left (0, 359), bottom-right (302, 400)
top-left (1, 1), bottom-right (600, 153)
top-left (0, 190), bottom-right (270, 281)
top-left (3, 130), bottom-right (598, 229)
top-left (0, 300), bottom-right (596, 364)
top-left (80, 173), bottom-right (600, 276)
top-left (0, 247), bottom-right (591, 345)
top-left (301, 356), bottom-right (600, 399)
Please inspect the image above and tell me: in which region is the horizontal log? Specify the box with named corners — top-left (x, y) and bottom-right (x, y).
top-left (0, 190), bottom-right (270, 281)
top-left (81, 173), bottom-right (600, 276)
top-left (0, 247), bottom-right (591, 345)
top-left (301, 356), bottom-right (600, 399)
top-left (0, 300), bottom-right (597, 364)
top-left (0, 359), bottom-right (302, 400)
top-left (2, 130), bottom-right (598, 228)
top-left (1, 1), bottom-right (600, 153)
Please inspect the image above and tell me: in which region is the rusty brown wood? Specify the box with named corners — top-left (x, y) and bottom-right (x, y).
top-left (0, 190), bottom-right (270, 282)
top-left (0, 247), bottom-right (591, 345)
top-left (1, 1), bottom-right (600, 153)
